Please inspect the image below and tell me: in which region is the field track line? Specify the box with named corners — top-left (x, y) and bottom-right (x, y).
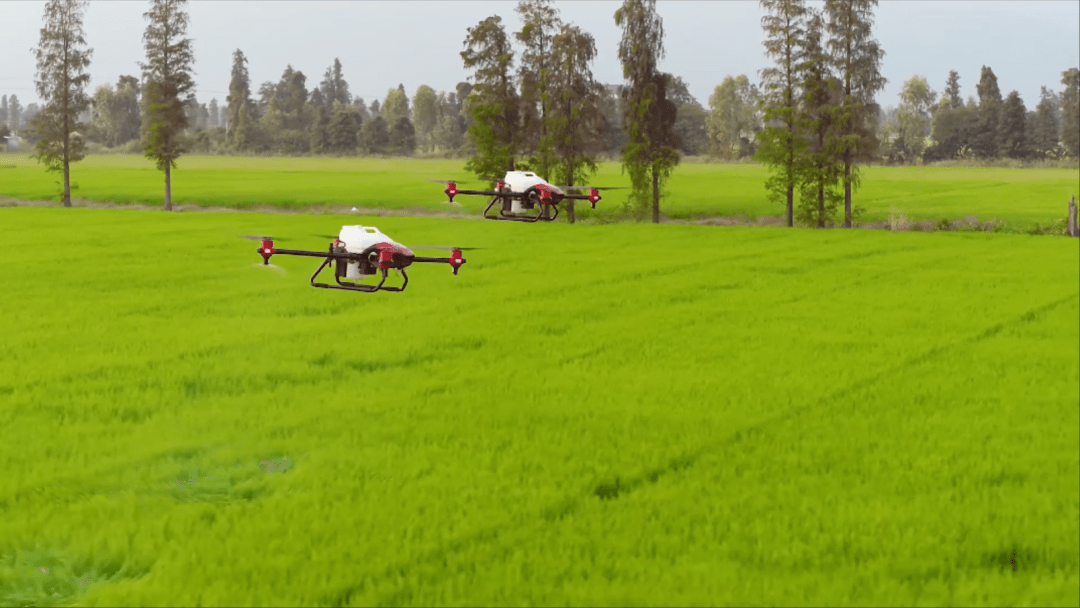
top-left (324, 290), bottom-right (1079, 607)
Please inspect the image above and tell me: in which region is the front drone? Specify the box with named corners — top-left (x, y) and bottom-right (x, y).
top-left (244, 226), bottom-right (477, 294)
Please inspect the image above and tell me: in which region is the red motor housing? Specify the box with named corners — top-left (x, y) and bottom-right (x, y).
top-left (258, 238), bottom-right (275, 263)
top-left (445, 181), bottom-right (458, 202)
top-left (588, 189), bottom-right (601, 207)
top-left (449, 249), bottom-right (465, 275)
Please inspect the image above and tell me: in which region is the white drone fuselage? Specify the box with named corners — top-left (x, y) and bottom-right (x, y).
top-left (502, 171), bottom-right (564, 214)
top-left (337, 225), bottom-right (407, 279)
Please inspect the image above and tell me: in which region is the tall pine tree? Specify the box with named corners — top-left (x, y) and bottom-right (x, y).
top-left (31, 0), bottom-right (93, 207)
top-left (615, 0), bottom-right (680, 223)
top-left (824, 0), bottom-right (885, 227)
top-left (461, 15), bottom-right (520, 180)
top-left (140, 0), bottom-right (196, 211)
top-left (757, 0), bottom-right (808, 227)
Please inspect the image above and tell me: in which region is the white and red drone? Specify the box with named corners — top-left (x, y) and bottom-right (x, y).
top-left (434, 170), bottom-right (624, 223)
top-left (245, 225), bottom-right (475, 293)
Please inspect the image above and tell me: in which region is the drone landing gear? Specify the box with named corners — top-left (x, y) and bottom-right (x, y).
top-left (309, 256), bottom-right (409, 293)
top-left (483, 195), bottom-right (560, 223)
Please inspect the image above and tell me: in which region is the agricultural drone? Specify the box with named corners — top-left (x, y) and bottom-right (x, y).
top-left (244, 225), bottom-right (475, 293)
top-left (433, 170), bottom-right (625, 223)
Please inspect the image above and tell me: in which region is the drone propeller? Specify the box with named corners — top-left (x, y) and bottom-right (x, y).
top-left (240, 234), bottom-right (287, 242)
top-left (313, 234), bottom-right (340, 241)
top-left (408, 245), bottom-right (485, 251)
top-left (555, 185), bottom-right (629, 191)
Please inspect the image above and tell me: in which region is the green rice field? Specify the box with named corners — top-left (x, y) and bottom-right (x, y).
top-left (1, 153), bottom-right (1077, 228)
top-left (1, 205), bottom-right (1077, 606)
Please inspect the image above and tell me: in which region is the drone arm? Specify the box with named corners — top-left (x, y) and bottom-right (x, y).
top-left (413, 255), bottom-right (465, 275)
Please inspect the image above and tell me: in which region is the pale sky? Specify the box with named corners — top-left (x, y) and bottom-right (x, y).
top-left (2, 0), bottom-right (1078, 113)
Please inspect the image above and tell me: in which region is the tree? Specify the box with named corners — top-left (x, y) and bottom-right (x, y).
top-left (410, 85), bottom-right (438, 152)
top-left (824, 0), bottom-right (886, 227)
top-left (207, 97), bottom-right (219, 128)
top-left (319, 58), bottom-right (351, 107)
top-left (795, 8), bottom-right (844, 227)
top-left (309, 100), bottom-right (331, 154)
top-left (543, 23), bottom-right (605, 223)
top-left (1061, 68), bottom-right (1079, 158)
top-left (31, 0), bottom-right (93, 207)
top-left (88, 84), bottom-right (115, 144)
top-left (668, 76), bottom-right (709, 156)
top-left (515, 0), bottom-right (562, 176)
top-left (276, 65), bottom-right (308, 130)
top-left (461, 15), bottom-right (520, 181)
top-left (756, 0), bottom-right (808, 227)
top-left (226, 49), bottom-right (255, 149)
top-left (998, 90), bottom-right (1029, 159)
top-left (329, 100), bottom-right (361, 154)
top-left (943, 69), bottom-right (962, 109)
top-left (140, 0), bottom-right (196, 211)
top-left (1029, 87), bottom-right (1059, 156)
top-left (892, 75), bottom-right (936, 161)
top-left (361, 114), bottom-right (389, 154)
top-left (382, 86), bottom-right (410, 126)
top-left (389, 116), bottom-right (416, 155)
top-left (615, 0), bottom-right (679, 223)
top-left (708, 75), bottom-right (759, 159)
top-left (973, 66), bottom-right (1003, 157)
top-left (8, 95), bottom-right (23, 132)
top-left (1, 96), bottom-right (7, 129)
top-left (112, 75), bottom-right (141, 145)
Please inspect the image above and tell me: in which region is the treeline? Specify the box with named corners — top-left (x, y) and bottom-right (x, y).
top-left (877, 68), bottom-right (1080, 164)
top-left (8, 0), bottom-right (1079, 220)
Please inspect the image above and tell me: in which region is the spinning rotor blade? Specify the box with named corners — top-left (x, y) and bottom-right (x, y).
top-left (313, 234), bottom-right (340, 240)
top-left (408, 245), bottom-right (485, 251)
top-left (554, 185), bottom-right (629, 191)
top-left (240, 234), bottom-right (287, 242)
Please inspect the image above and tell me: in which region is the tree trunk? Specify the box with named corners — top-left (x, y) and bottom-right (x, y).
top-left (566, 164), bottom-right (575, 224)
top-left (165, 162), bottom-right (173, 211)
top-left (63, 160), bottom-right (71, 208)
top-left (1069, 195), bottom-right (1078, 237)
top-left (817, 179), bottom-right (825, 228)
top-left (786, 186), bottom-right (794, 227)
top-left (843, 160), bottom-right (852, 228)
top-left (651, 168), bottom-right (660, 224)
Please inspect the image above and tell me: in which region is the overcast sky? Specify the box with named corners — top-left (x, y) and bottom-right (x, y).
top-left (2, 0), bottom-right (1078, 113)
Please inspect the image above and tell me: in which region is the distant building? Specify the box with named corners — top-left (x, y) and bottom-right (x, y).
top-left (4, 136), bottom-right (19, 153)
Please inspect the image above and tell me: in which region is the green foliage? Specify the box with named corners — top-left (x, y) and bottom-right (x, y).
top-left (515, 0), bottom-right (563, 175)
top-left (381, 86), bottom-right (410, 127)
top-left (389, 116), bottom-right (416, 156)
top-left (139, 0), bottom-right (196, 211)
top-left (318, 58), bottom-right (351, 107)
top-left (757, 0), bottom-right (808, 226)
top-left (31, 0), bottom-right (93, 207)
top-left (410, 85), bottom-right (438, 152)
top-left (615, 0), bottom-right (680, 222)
top-left (542, 23), bottom-right (604, 222)
top-left (226, 49), bottom-right (256, 151)
top-left (461, 15), bottom-right (519, 178)
top-left (974, 65), bottom-right (1004, 158)
top-left (999, 90), bottom-right (1030, 160)
top-left (708, 74), bottom-right (760, 159)
top-left (360, 115), bottom-right (388, 155)
top-left (891, 75), bottom-right (936, 161)
top-left (794, 10), bottom-right (845, 227)
top-left (0, 207), bottom-right (1076, 606)
top-left (1060, 68), bottom-right (1080, 158)
top-left (329, 101), bottom-right (362, 155)
top-left (824, 0), bottom-right (886, 227)
top-left (1031, 86), bottom-right (1061, 156)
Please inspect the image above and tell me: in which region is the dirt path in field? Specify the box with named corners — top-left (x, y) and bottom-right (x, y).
top-left (0, 195), bottom-right (998, 232)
